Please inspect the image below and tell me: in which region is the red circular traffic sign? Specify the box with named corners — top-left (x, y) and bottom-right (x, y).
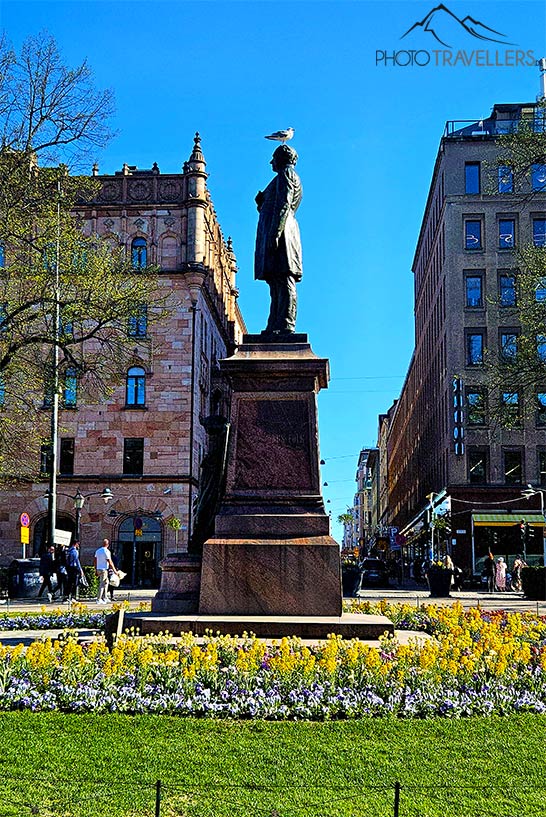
top-left (20, 512), bottom-right (30, 527)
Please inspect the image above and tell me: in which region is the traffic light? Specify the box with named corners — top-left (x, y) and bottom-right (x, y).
top-left (519, 520), bottom-right (530, 547)
top-left (493, 531), bottom-right (498, 547)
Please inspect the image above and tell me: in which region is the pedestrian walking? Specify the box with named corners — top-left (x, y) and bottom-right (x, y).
top-left (496, 557), bottom-right (507, 591)
top-left (37, 545), bottom-right (56, 602)
top-left (108, 549), bottom-right (120, 602)
top-left (94, 538), bottom-right (118, 604)
top-left (452, 563), bottom-right (464, 591)
top-left (483, 551), bottom-right (496, 593)
top-left (65, 541), bottom-right (84, 602)
top-left (55, 545), bottom-right (68, 601)
top-left (511, 554), bottom-right (527, 592)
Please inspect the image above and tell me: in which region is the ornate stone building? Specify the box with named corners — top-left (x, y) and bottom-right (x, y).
top-left (0, 134), bottom-right (246, 585)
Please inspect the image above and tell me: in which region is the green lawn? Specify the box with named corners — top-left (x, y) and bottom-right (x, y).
top-left (0, 714), bottom-right (545, 816)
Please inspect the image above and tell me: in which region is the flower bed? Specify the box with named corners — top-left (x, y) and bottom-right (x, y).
top-left (0, 601), bottom-right (148, 631)
top-left (2, 603), bottom-right (546, 718)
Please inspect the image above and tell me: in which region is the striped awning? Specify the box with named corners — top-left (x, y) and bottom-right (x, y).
top-left (473, 513), bottom-right (544, 527)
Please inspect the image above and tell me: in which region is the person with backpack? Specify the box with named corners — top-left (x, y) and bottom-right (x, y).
top-left (65, 541), bottom-right (84, 602)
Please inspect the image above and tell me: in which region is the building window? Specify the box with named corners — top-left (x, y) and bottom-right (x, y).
top-left (533, 218), bottom-right (546, 247)
top-left (60, 309), bottom-right (73, 339)
top-left (126, 366), bottom-right (146, 407)
top-left (128, 303), bottom-right (148, 337)
top-left (532, 164), bottom-right (546, 192)
top-left (0, 376), bottom-right (5, 408)
top-left (131, 237), bottom-right (147, 269)
top-left (501, 391), bottom-right (520, 426)
top-left (498, 218), bottom-right (515, 249)
top-left (536, 277), bottom-right (546, 302)
top-left (503, 449), bottom-right (523, 484)
top-left (60, 438), bottom-right (74, 475)
top-left (539, 450), bottom-right (546, 486)
top-left (467, 333), bottom-right (484, 365)
top-left (498, 166), bottom-right (513, 193)
top-left (499, 273), bottom-right (516, 307)
top-left (466, 388), bottom-right (487, 425)
top-left (63, 368), bottom-right (77, 408)
top-left (39, 443), bottom-right (52, 475)
top-left (123, 437), bottom-right (144, 475)
top-left (465, 162), bottom-right (480, 194)
top-left (468, 448), bottom-right (488, 484)
top-left (465, 274), bottom-right (483, 308)
top-left (500, 331), bottom-right (518, 361)
top-left (536, 393), bottom-right (546, 426)
top-left (538, 334), bottom-right (546, 362)
top-left (464, 220), bottom-right (482, 250)
top-left (0, 303), bottom-right (7, 333)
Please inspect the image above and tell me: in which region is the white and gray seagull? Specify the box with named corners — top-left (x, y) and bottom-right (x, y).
top-left (264, 127), bottom-right (295, 143)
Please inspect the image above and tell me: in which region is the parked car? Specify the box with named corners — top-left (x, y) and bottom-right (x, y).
top-left (360, 558), bottom-right (390, 588)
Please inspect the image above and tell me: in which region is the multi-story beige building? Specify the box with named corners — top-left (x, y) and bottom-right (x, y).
top-left (387, 101), bottom-right (546, 575)
top-left (1, 134), bottom-right (246, 584)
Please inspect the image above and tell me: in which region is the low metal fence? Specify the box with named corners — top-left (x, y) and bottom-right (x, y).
top-left (1, 774), bottom-right (545, 816)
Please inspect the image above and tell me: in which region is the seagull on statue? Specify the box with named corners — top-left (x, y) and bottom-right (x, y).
top-left (264, 127), bottom-right (295, 143)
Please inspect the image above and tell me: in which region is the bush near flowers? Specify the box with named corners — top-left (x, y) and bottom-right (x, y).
top-left (2, 602), bottom-right (546, 718)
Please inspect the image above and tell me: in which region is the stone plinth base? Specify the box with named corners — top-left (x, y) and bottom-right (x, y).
top-left (121, 612), bottom-right (394, 641)
top-left (199, 536), bottom-right (342, 617)
top-left (152, 553), bottom-right (202, 613)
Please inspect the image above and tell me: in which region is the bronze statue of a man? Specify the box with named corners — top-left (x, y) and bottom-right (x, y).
top-left (254, 144), bottom-right (302, 335)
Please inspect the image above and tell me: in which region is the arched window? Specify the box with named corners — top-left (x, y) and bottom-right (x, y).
top-left (131, 237), bottom-right (147, 269)
top-left (126, 366), bottom-right (146, 406)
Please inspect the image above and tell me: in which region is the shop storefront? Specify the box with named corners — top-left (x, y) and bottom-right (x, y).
top-left (472, 513), bottom-right (545, 574)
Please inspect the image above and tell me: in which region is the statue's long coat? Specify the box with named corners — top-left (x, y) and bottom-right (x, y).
top-left (254, 166), bottom-right (303, 282)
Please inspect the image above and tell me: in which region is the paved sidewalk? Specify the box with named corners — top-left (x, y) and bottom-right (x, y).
top-left (354, 586), bottom-right (546, 614)
top-left (2, 586), bottom-right (546, 614)
top-left (0, 588), bottom-right (156, 613)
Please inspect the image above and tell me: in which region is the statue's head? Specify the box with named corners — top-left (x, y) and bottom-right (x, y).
top-left (271, 144), bottom-right (298, 171)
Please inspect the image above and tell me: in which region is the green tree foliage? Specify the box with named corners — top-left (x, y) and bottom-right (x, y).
top-left (0, 34), bottom-right (168, 481)
top-left (484, 104), bottom-right (546, 428)
top-left (337, 511), bottom-right (353, 526)
top-left (485, 247), bottom-right (546, 427)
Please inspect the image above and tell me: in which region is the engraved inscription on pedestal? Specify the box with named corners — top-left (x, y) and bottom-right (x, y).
top-left (234, 398), bottom-right (312, 491)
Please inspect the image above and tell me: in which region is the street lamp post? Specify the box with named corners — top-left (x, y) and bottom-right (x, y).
top-left (45, 487), bottom-right (113, 548)
top-left (73, 489), bottom-right (85, 542)
top-left (426, 492), bottom-right (436, 561)
top-left (522, 484), bottom-right (546, 564)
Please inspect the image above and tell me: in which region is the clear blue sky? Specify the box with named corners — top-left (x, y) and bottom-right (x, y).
top-left (1, 0), bottom-right (545, 541)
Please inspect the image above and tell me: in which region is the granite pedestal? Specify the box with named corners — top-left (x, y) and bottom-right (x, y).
top-left (149, 334), bottom-right (389, 641)
top-left (198, 333), bottom-right (342, 617)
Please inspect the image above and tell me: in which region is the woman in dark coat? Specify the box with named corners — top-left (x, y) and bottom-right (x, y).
top-left (37, 545), bottom-right (56, 602)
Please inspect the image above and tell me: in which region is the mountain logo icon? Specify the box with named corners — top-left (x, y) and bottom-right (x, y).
top-left (401, 3), bottom-right (514, 48)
